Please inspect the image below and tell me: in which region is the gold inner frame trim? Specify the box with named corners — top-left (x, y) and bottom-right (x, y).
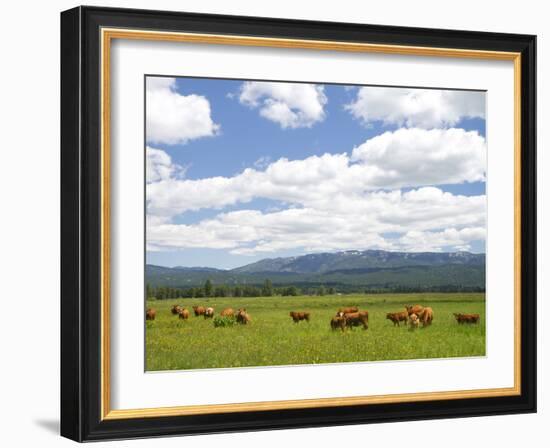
top-left (100, 27), bottom-right (522, 421)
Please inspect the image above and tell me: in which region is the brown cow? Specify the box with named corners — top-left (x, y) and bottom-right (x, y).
top-left (193, 305), bottom-right (206, 316)
top-left (204, 307), bottom-right (215, 319)
top-left (236, 308), bottom-right (251, 325)
top-left (408, 313), bottom-right (420, 330)
top-left (419, 307), bottom-right (434, 327)
top-left (220, 308), bottom-right (234, 318)
top-left (178, 308), bottom-right (189, 320)
top-left (290, 311), bottom-right (310, 323)
top-left (171, 305), bottom-right (182, 315)
top-left (343, 311), bottom-right (369, 330)
top-left (145, 308), bottom-right (156, 321)
top-left (454, 313), bottom-right (480, 324)
top-left (386, 310), bottom-right (409, 327)
top-left (338, 306), bottom-right (359, 315)
top-left (330, 316), bottom-right (347, 332)
top-left (405, 305), bottom-right (424, 316)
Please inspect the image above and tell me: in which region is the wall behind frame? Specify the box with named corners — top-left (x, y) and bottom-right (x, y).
top-left (0, 0), bottom-right (545, 447)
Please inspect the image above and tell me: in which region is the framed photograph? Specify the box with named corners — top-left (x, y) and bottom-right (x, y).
top-left (61, 6), bottom-right (536, 441)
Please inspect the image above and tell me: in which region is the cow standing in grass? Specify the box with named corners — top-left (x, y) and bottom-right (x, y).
top-left (386, 310), bottom-right (408, 327)
top-left (408, 313), bottom-right (420, 330)
top-left (171, 305), bottom-right (182, 315)
top-left (419, 307), bottom-right (434, 327)
top-left (220, 308), bottom-right (234, 318)
top-left (454, 313), bottom-right (479, 324)
top-left (204, 307), bottom-right (215, 319)
top-left (342, 311), bottom-right (369, 330)
top-left (405, 305), bottom-right (424, 316)
top-left (236, 308), bottom-right (251, 325)
top-left (330, 316), bottom-right (347, 332)
top-left (290, 311), bottom-right (310, 323)
top-left (193, 306), bottom-right (206, 317)
top-left (178, 308), bottom-right (190, 320)
top-left (338, 306), bottom-right (358, 315)
top-left (146, 308), bottom-right (156, 321)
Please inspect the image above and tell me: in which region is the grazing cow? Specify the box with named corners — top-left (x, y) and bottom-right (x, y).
top-left (408, 313), bottom-right (420, 330)
top-left (171, 305), bottom-right (182, 315)
top-left (145, 308), bottom-right (156, 321)
top-left (338, 306), bottom-right (358, 315)
top-left (236, 308), bottom-right (251, 325)
top-left (419, 307), bottom-right (434, 327)
top-left (343, 311), bottom-right (369, 330)
top-left (386, 310), bottom-right (409, 327)
top-left (204, 307), bottom-right (215, 319)
top-left (405, 305), bottom-right (424, 316)
top-left (193, 305), bottom-right (206, 316)
top-left (453, 313), bottom-right (480, 324)
top-left (330, 316), bottom-right (347, 332)
top-left (178, 308), bottom-right (189, 320)
top-left (220, 308), bottom-right (234, 318)
top-left (289, 311), bottom-right (310, 323)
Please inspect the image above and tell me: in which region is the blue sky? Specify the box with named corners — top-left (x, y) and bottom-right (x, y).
top-left (145, 76), bottom-right (487, 269)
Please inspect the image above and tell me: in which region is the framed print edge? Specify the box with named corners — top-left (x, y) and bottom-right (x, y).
top-left (60, 5), bottom-right (537, 442)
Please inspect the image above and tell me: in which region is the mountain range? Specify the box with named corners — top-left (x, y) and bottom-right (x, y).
top-left (146, 250), bottom-right (485, 291)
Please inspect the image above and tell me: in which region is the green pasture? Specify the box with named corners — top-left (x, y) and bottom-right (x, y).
top-left (145, 293), bottom-right (485, 371)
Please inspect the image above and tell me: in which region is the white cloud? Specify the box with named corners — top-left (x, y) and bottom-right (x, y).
top-left (397, 227), bottom-right (486, 252)
top-left (145, 125), bottom-right (486, 255)
top-left (146, 77), bottom-right (220, 145)
top-left (351, 128), bottom-right (486, 187)
top-left (146, 147), bottom-right (175, 183)
top-left (345, 87), bottom-right (485, 128)
top-left (146, 188), bottom-right (485, 254)
top-left (146, 128), bottom-right (485, 218)
top-left (146, 146), bottom-right (189, 184)
top-left (238, 81), bottom-right (327, 128)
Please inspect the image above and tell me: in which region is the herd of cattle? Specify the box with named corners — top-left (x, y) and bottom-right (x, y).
top-left (147, 305), bottom-right (252, 324)
top-left (145, 303), bottom-right (480, 331)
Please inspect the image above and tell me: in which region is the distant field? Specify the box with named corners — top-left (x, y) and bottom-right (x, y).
top-left (145, 293), bottom-right (485, 371)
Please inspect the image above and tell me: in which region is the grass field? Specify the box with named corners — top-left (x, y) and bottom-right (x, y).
top-left (145, 293), bottom-right (485, 371)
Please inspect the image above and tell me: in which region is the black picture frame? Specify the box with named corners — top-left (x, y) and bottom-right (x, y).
top-left (61, 5), bottom-right (536, 442)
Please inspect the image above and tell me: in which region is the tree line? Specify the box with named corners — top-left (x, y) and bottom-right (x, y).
top-left (146, 279), bottom-right (337, 300)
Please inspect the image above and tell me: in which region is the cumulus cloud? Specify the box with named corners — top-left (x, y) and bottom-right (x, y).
top-left (146, 146), bottom-right (185, 183)
top-left (397, 227), bottom-right (486, 252)
top-left (351, 128), bottom-right (486, 186)
top-left (145, 124), bottom-right (486, 255)
top-left (146, 128), bottom-right (486, 218)
top-left (238, 81), bottom-right (327, 128)
top-left (146, 77), bottom-right (220, 145)
top-left (146, 188), bottom-right (485, 254)
top-left (345, 87), bottom-right (485, 128)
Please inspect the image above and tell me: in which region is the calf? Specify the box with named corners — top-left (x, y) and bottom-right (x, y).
top-left (330, 316), bottom-right (347, 332)
top-left (145, 308), bottom-right (156, 321)
top-left (204, 307), bottom-right (215, 319)
top-left (236, 308), bottom-right (251, 325)
top-left (290, 311), bottom-right (310, 323)
top-left (343, 311), bottom-right (369, 330)
top-left (386, 310), bottom-right (408, 327)
top-left (453, 313), bottom-right (480, 324)
top-left (178, 308), bottom-right (189, 320)
top-left (193, 305), bottom-right (206, 316)
top-left (408, 313), bottom-right (420, 330)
